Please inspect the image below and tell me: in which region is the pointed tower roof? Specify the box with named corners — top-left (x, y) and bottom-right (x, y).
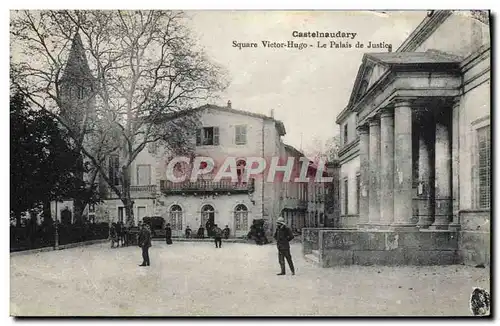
top-left (60, 32), bottom-right (94, 84)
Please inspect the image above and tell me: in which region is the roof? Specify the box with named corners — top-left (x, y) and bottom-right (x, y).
top-left (197, 104), bottom-right (287, 136)
top-left (336, 49), bottom-right (463, 124)
top-left (151, 104), bottom-right (286, 136)
top-left (60, 32), bottom-right (95, 84)
top-left (283, 143), bottom-right (304, 157)
top-left (365, 50), bottom-right (462, 66)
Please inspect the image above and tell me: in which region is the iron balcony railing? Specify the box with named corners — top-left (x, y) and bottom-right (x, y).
top-left (160, 179), bottom-right (255, 194)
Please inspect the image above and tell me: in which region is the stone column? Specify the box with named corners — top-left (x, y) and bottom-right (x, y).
top-left (392, 100), bottom-right (416, 229)
top-left (380, 108), bottom-right (394, 226)
top-left (449, 100), bottom-right (461, 231)
top-left (431, 112), bottom-right (452, 230)
top-left (357, 124), bottom-right (370, 227)
top-left (416, 114), bottom-right (434, 228)
top-left (368, 117), bottom-right (381, 224)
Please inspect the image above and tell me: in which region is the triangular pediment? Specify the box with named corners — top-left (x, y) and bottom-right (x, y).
top-left (347, 55), bottom-right (389, 108)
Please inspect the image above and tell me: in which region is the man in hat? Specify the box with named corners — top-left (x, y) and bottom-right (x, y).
top-left (273, 216), bottom-right (295, 276)
top-left (138, 223), bottom-right (152, 266)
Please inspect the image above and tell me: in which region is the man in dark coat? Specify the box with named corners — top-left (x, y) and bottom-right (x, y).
top-left (165, 223), bottom-right (173, 245)
top-left (273, 216), bottom-right (295, 276)
top-left (223, 225), bottom-right (230, 239)
top-left (185, 225), bottom-right (192, 238)
top-left (213, 224), bottom-right (223, 248)
top-left (138, 224), bottom-right (152, 266)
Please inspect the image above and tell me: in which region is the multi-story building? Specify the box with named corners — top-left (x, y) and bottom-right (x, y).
top-left (333, 10), bottom-right (490, 265)
top-left (280, 144), bottom-right (308, 232)
top-left (98, 102), bottom-right (288, 238)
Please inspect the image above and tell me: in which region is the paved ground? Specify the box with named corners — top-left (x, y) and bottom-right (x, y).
top-left (10, 241), bottom-right (489, 316)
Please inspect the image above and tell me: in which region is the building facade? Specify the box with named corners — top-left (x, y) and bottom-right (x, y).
top-left (329, 10), bottom-right (490, 266)
top-left (96, 103), bottom-right (289, 237)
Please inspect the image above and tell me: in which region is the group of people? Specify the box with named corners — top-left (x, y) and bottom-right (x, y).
top-left (185, 223), bottom-right (230, 240)
top-left (109, 222), bottom-right (129, 248)
top-left (136, 215), bottom-right (297, 276)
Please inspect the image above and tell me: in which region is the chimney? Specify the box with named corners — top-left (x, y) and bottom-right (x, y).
top-left (227, 100), bottom-right (232, 108)
top-left (270, 109), bottom-right (274, 118)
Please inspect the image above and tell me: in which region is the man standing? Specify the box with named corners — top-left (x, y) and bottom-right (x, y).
top-left (223, 225), bottom-right (230, 239)
top-left (138, 223), bottom-right (152, 266)
top-left (273, 217), bottom-right (295, 276)
top-left (213, 224), bottom-right (223, 248)
top-left (165, 223), bottom-right (173, 245)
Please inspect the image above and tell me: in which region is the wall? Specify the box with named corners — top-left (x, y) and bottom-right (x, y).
top-left (158, 194), bottom-right (253, 237)
top-left (339, 156), bottom-right (360, 228)
top-left (340, 112), bottom-right (358, 146)
top-left (415, 12), bottom-right (490, 58)
top-left (318, 230), bottom-right (459, 266)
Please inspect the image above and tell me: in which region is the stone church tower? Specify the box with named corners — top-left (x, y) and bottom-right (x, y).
top-left (58, 32), bottom-right (98, 223)
top-left (59, 32), bottom-right (96, 134)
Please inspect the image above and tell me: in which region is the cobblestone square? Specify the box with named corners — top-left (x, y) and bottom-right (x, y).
top-left (10, 242), bottom-right (489, 316)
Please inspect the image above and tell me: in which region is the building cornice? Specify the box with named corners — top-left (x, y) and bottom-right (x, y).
top-left (397, 10), bottom-right (453, 52)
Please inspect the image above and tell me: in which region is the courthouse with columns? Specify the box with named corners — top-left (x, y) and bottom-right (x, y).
top-left (315, 10), bottom-right (491, 266)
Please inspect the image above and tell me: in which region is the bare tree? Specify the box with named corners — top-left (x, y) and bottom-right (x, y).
top-left (11, 10), bottom-right (228, 225)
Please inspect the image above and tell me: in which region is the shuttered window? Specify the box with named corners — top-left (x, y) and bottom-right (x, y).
top-left (356, 174), bottom-right (360, 214)
top-left (196, 127), bottom-right (219, 146)
top-left (477, 126), bottom-right (490, 209)
top-left (235, 125), bottom-right (247, 145)
top-left (137, 165), bottom-right (151, 185)
top-left (109, 154), bottom-right (120, 186)
top-left (344, 178), bottom-right (348, 214)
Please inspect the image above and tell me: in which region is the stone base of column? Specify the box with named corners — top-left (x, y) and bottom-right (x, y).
top-left (448, 223), bottom-right (461, 231)
top-left (362, 223), bottom-right (392, 230)
top-left (416, 216), bottom-right (434, 229)
top-left (429, 222), bottom-right (450, 230)
top-left (356, 223), bottom-right (370, 230)
top-left (390, 223), bottom-right (419, 231)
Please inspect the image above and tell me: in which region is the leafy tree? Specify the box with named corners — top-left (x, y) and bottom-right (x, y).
top-left (10, 91), bottom-right (98, 227)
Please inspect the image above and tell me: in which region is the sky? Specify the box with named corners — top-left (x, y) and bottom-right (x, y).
top-left (187, 11), bottom-right (427, 156)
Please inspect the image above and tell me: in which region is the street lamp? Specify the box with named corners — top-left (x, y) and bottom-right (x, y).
top-left (54, 200), bottom-right (59, 250)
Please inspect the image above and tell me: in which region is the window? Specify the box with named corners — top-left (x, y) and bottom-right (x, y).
top-left (78, 86), bottom-right (85, 99)
top-left (109, 154), bottom-right (120, 186)
top-left (201, 204), bottom-right (215, 227)
top-left (118, 207), bottom-right (124, 223)
top-left (196, 127), bottom-right (220, 146)
top-left (343, 124), bottom-right (348, 145)
top-left (137, 164), bottom-right (151, 185)
top-left (343, 178), bottom-right (349, 215)
top-left (234, 204), bottom-right (248, 231)
top-left (477, 126), bottom-right (490, 209)
top-left (235, 125), bottom-right (247, 145)
top-left (236, 159), bottom-right (246, 183)
top-left (169, 205), bottom-right (183, 230)
top-left (356, 174), bottom-right (360, 214)
top-left (137, 206), bottom-right (147, 222)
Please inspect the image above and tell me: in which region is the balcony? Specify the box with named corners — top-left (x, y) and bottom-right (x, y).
top-left (105, 185), bottom-right (157, 199)
top-left (160, 179), bottom-right (255, 195)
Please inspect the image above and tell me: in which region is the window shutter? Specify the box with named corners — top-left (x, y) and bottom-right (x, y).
top-left (235, 125), bottom-right (247, 145)
top-left (235, 126), bottom-right (240, 144)
top-left (213, 127), bottom-right (220, 146)
top-left (196, 129), bottom-right (202, 146)
top-left (241, 125), bottom-right (247, 144)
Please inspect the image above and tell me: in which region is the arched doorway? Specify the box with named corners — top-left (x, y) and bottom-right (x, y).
top-left (201, 204), bottom-right (215, 237)
top-left (234, 204), bottom-right (248, 236)
top-left (169, 205), bottom-right (183, 237)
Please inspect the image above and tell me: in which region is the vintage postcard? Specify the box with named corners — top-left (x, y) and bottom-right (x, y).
top-left (9, 10), bottom-right (491, 317)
